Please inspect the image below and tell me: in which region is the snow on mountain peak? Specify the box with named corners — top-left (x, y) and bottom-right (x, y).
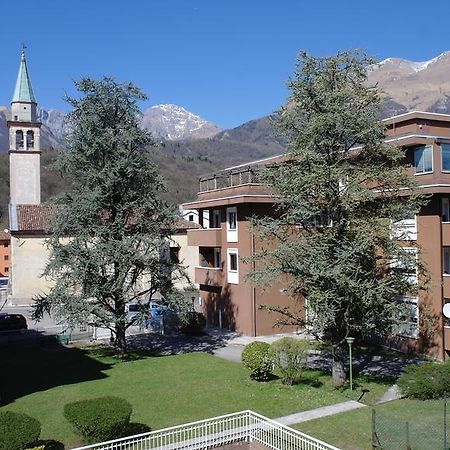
top-left (377, 51), bottom-right (450, 73)
top-left (142, 104), bottom-right (222, 141)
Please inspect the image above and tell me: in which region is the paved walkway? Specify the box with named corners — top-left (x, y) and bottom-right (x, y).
top-left (274, 400), bottom-right (366, 425)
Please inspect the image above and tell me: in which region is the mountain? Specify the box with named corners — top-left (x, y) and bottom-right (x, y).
top-left (0, 106), bottom-right (62, 152)
top-left (141, 104), bottom-right (222, 140)
top-left (214, 115), bottom-right (285, 151)
top-left (369, 51), bottom-right (450, 115)
top-left (37, 107), bottom-right (68, 140)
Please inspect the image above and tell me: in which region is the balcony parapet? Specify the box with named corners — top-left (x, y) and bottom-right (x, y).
top-left (195, 266), bottom-right (223, 287)
top-left (187, 228), bottom-right (222, 247)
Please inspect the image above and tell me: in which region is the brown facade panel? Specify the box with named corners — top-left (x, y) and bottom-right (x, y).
top-left (195, 267), bottom-right (223, 287)
top-left (445, 327), bottom-right (450, 352)
top-left (188, 228), bottom-right (222, 247)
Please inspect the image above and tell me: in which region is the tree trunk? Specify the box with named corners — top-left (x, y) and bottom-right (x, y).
top-left (114, 322), bottom-right (128, 357)
top-left (331, 344), bottom-right (346, 386)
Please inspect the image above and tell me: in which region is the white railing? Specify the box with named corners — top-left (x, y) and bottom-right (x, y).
top-left (72, 410), bottom-right (340, 450)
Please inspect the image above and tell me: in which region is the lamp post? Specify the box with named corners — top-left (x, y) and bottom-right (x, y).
top-left (346, 337), bottom-right (355, 391)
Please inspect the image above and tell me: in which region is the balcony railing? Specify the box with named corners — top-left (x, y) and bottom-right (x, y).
top-left (199, 166), bottom-right (260, 193)
top-left (72, 409), bottom-right (340, 450)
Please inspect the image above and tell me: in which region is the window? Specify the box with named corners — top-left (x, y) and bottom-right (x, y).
top-left (442, 144), bottom-right (450, 172)
top-left (3, 255), bottom-right (8, 261)
top-left (229, 253), bottom-right (237, 271)
top-left (226, 207), bottom-right (238, 242)
top-left (15, 130), bottom-right (24, 149)
top-left (392, 216), bottom-right (417, 240)
top-left (228, 211), bottom-right (236, 230)
top-left (395, 296), bottom-right (419, 338)
top-left (227, 248), bottom-right (239, 284)
top-left (213, 248), bottom-right (221, 268)
top-left (4, 267), bottom-right (8, 273)
top-left (443, 198), bottom-right (450, 222)
top-left (188, 214), bottom-right (194, 222)
top-left (444, 247), bottom-right (450, 275)
top-left (413, 145), bottom-right (433, 174)
top-left (211, 210), bottom-right (221, 228)
top-left (391, 247), bottom-right (418, 284)
top-left (26, 130), bottom-right (34, 149)
top-left (169, 247), bottom-right (180, 264)
top-left (199, 247), bottom-right (221, 268)
top-left (3, 243), bottom-right (8, 248)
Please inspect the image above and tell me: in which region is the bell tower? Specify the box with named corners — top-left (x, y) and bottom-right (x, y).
top-left (8, 47), bottom-right (41, 206)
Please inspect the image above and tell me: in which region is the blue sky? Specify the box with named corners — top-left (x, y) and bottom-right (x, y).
top-left (1, 0), bottom-right (449, 129)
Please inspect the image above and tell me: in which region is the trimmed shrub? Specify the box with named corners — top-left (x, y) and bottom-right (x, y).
top-left (179, 311), bottom-right (206, 335)
top-left (270, 337), bottom-right (308, 385)
top-left (241, 341), bottom-right (272, 381)
top-left (26, 440), bottom-right (64, 450)
top-left (0, 411), bottom-right (41, 450)
top-left (64, 396), bottom-right (132, 442)
top-left (398, 360), bottom-right (450, 400)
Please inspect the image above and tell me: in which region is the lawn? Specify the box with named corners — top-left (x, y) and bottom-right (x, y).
top-left (0, 342), bottom-right (390, 448)
top-left (295, 398), bottom-right (449, 450)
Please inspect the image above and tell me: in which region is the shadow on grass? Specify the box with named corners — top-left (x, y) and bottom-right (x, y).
top-left (35, 439), bottom-right (65, 450)
top-left (0, 335), bottom-right (112, 406)
top-left (125, 422), bottom-right (152, 435)
top-left (296, 375), bottom-right (324, 388)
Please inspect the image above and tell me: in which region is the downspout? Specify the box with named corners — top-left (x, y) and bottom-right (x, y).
top-left (251, 233), bottom-right (257, 337)
top-left (441, 211), bottom-right (446, 361)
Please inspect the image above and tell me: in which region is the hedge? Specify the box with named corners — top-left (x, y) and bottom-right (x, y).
top-left (398, 360), bottom-right (450, 400)
top-left (0, 411), bottom-right (41, 450)
top-left (64, 396), bottom-right (132, 442)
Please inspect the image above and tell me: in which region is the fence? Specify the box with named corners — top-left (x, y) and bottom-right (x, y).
top-left (72, 410), bottom-right (340, 450)
top-left (372, 399), bottom-right (449, 449)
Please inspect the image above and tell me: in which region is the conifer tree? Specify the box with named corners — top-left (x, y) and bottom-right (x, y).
top-left (252, 51), bottom-right (425, 385)
top-left (33, 77), bottom-right (181, 354)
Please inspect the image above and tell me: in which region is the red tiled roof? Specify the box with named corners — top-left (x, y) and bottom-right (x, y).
top-left (175, 218), bottom-right (202, 231)
top-left (16, 204), bottom-right (56, 232)
top-left (14, 204), bottom-right (201, 233)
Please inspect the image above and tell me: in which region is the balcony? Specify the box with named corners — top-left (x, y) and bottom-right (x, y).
top-left (188, 228), bottom-right (222, 247)
top-left (195, 266), bottom-right (223, 286)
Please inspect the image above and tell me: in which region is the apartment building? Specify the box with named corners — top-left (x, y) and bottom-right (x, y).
top-left (184, 110), bottom-right (450, 360)
top-left (0, 230), bottom-right (11, 278)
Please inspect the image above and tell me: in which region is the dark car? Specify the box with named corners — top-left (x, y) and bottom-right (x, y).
top-left (0, 313), bottom-right (27, 332)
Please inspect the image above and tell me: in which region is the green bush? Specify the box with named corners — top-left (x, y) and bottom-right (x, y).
top-left (241, 341), bottom-right (273, 381)
top-left (398, 360), bottom-right (450, 400)
top-left (0, 411), bottom-right (41, 450)
top-left (64, 396), bottom-right (132, 442)
top-left (179, 311), bottom-right (206, 335)
top-left (270, 337), bottom-right (308, 385)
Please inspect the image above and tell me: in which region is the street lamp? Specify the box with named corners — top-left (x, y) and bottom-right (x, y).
top-left (346, 337), bottom-right (355, 391)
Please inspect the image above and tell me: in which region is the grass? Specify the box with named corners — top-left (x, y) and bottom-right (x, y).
top-left (295, 399), bottom-right (449, 450)
top-left (0, 342), bottom-right (390, 448)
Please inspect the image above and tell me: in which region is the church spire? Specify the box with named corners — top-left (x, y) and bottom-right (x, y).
top-left (12, 47), bottom-right (36, 104)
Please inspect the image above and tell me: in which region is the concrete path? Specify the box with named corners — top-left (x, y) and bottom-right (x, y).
top-left (274, 400), bottom-right (366, 425)
top-left (377, 384), bottom-right (402, 404)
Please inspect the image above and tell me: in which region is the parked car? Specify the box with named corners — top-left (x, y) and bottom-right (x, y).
top-left (0, 313), bottom-right (27, 332)
top-left (0, 277), bottom-right (8, 290)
